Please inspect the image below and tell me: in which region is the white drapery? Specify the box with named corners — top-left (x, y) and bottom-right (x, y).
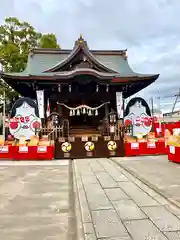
top-left (36, 90), bottom-right (44, 118)
top-left (116, 92), bottom-right (123, 119)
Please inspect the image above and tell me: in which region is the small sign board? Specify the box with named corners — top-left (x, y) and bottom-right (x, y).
top-left (131, 143), bottom-right (139, 149)
top-left (19, 146), bottom-right (28, 152)
top-left (68, 137), bottom-right (75, 142)
top-left (114, 135), bottom-right (120, 141)
top-left (64, 152), bottom-right (70, 158)
top-left (147, 142), bottom-right (156, 148)
top-left (0, 146), bottom-right (8, 153)
top-left (109, 151), bottom-right (116, 156)
top-left (82, 136), bottom-right (88, 142)
top-left (86, 152), bottom-right (93, 157)
top-left (92, 136), bottom-right (98, 142)
top-left (169, 146), bottom-right (175, 154)
top-left (59, 137), bottom-right (65, 142)
top-left (37, 146), bottom-right (47, 152)
top-left (104, 136), bottom-right (110, 141)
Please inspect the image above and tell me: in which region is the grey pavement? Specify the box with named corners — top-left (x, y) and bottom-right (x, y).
top-left (1, 157), bottom-right (180, 240)
top-left (74, 157), bottom-right (180, 240)
top-left (0, 160), bottom-right (75, 240)
top-left (112, 155), bottom-right (180, 206)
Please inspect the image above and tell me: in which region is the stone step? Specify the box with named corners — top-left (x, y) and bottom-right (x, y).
top-left (70, 127), bottom-right (100, 137)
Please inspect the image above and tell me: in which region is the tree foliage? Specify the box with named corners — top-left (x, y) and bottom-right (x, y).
top-left (40, 34), bottom-right (60, 48)
top-left (0, 17), bottom-right (60, 105)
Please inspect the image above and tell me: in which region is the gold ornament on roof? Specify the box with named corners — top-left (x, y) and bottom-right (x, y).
top-left (79, 33), bottom-right (84, 43)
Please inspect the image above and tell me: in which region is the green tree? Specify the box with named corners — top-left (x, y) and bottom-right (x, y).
top-left (40, 34), bottom-right (60, 48)
top-left (0, 17), bottom-right (59, 107)
top-left (0, 17), bottom-right (42, 72)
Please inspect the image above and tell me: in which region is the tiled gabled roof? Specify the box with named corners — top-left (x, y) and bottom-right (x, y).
top-left (1, 35), bottom-right (159, 82)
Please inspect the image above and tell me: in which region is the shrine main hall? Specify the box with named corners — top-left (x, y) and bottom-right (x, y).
top-left (0, 35), bottom-right (159, 158)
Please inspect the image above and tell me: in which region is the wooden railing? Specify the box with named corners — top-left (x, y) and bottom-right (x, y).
top-left (36, 122), bottom-right (132, 141)
top-left (36, 127), bottom-right (64, 140)
top-left (36, 119), bottom-right (70, 140)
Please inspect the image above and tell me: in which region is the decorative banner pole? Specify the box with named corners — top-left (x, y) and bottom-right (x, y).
top-left (151, 97), bottom-right (155, 132)
top-left (46, 98), bottom-right (50, 118)
top-left (122, 97), bottom-right (125, 138)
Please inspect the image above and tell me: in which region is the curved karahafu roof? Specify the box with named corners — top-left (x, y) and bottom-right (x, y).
top-left (44, 34), bottom-right (118, 73)
top-left (0, 34), bottom-right (159, 97)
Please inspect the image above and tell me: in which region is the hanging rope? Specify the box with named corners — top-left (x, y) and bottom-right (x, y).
top-left (57, 102), bottom-right (110, 111)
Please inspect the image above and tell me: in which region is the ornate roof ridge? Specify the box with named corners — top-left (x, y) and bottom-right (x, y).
top-left (43, 34), bottom-right (121, 73)
top-left (30, 48), bottom-right (127, 55)
top-left (30, 34), bottom-right (127, 56)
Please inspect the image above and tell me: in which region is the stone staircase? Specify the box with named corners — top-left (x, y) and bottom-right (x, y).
top-left (70, 125), bottom-right (101, 137)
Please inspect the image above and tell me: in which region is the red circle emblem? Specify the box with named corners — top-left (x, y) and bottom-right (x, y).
top-left (125, 119), bottom-right (132, 126)
top-left (9, 121), bottom-right (19, 130)
top-left (143, 117), bottom-right (152, 127)
top-left (32, 121), bottom-right (41, 129)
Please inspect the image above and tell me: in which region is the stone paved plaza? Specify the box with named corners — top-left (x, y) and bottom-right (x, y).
top-left (112, 155), bottom-right (180, 206)
top-left (0, 160), bottom-right (74, 240)
top-left (1, 157), bottom-right (180, 239)
top-left (74, 157), bottom-right (180, 240)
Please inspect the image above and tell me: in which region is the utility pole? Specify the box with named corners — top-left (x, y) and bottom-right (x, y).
top-left (151, 97), bottom-right (155, 131)
top-left (2, 91), bottom-right (5, 138)
top-left (151, 97), bottom-right (154, 116)
top-left (171, 88), bottom-right (180, 114)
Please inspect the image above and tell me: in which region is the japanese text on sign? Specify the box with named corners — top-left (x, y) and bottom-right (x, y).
top-left (10, 116), bottom-right (30, 123)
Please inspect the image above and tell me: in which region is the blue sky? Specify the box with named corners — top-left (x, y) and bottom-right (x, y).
top-left (0, 0), bottom-right (180, 112)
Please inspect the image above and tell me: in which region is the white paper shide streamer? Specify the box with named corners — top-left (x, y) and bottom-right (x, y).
top-left (116, 92), bottom-right (123, 119)
top-left (36, 90), bottom-right (44, 118)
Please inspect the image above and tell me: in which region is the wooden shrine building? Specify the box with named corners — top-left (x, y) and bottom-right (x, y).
top-left (0, 35), bottom-right (159, 158)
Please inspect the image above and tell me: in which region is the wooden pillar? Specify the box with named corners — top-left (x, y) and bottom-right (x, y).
top-left (104, 103), bottom-right (109, 135)
top-left (43, 92), bottom-right (47, 128)
top-left (105, 103), bottom-right (109, 120)
top-left (57, 104), bottom-right (62, 117)
top-left (57, 104), bottom-right (63, 125)
top-left (41, 116), bottom-right (44, 127)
